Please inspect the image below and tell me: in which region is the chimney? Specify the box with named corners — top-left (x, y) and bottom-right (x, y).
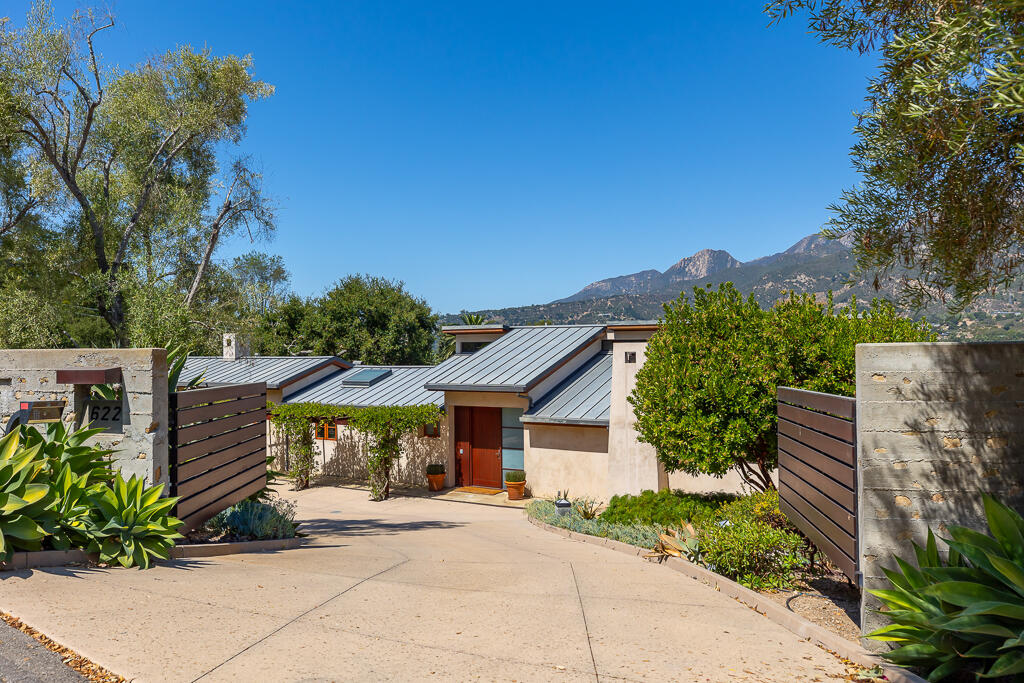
top-left (223, 333), bottom-right (249, 361)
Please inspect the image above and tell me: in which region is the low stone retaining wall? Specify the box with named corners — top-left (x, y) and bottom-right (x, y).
top-left (0, 538), bottom-right (302, 571)
top-left (527, 515), bottom-right (928, 683)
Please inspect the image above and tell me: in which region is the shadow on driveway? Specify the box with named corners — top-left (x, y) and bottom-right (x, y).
top-left (297, 517), bottom-right (464, 537)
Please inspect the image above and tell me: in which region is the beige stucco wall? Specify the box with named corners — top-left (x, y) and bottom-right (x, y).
top-left (0, 348), bottom-right (169, 486)
top-left (524, 423), bottom-right (609, 500)
top-left (607, 339), bottom-right (667, 496)
top-left (667, 469), bottom-right (751, 495)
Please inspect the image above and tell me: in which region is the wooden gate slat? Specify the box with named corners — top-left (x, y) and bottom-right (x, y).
top-left (776, 386), bottom-right (858, 583)
top-left (174, 408), bottom-right (266, 446)
top-left (176, 394), bottom-right (267, 427)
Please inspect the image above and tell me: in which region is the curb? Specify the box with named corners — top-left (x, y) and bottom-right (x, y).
top-left (527, 515), bottom-right (928, 683)
top-left (1, 538), bottom-right (303, 571)
top-left (169, 537), bottom-right (303, 558)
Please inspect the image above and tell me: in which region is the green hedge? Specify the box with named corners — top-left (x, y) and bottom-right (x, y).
top-left (600, 489), bottom-right (735, 527)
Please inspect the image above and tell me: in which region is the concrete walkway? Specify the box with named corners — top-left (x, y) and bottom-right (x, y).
top-left (0, 487), bottom-right (849, 682)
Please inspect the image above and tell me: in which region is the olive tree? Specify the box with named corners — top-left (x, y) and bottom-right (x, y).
top-left (629, 283), bottom-right (934, 491)
top-left (767, 1), bottom-right (1024, 311)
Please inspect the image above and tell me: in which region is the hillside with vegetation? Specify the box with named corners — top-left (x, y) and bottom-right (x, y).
top-left (446, 233), bottom-right (1024, 340)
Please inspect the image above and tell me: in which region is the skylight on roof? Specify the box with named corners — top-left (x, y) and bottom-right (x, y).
top-left (342, 368), bottom-right (392, 387)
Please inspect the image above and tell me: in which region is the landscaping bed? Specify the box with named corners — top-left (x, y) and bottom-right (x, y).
top-left (527, 488), bottom-right (863, 644)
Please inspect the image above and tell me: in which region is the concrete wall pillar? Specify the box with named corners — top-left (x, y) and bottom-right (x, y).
top-left (856, 342), bottom-right (1024, 646)
top-left (0, 349), bottom-right (168, 487)
top-left (607, 339), bottom-right (663, 497)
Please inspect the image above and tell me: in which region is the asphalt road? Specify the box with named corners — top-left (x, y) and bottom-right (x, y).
top-left (0, 620), bottom-right (83, 683)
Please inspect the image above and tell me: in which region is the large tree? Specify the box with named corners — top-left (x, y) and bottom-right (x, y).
top-left (767, 1), bottom-right (1024, 311)
top-left (301, 275), bottom-right (438, 364)
top-left (0, 3), bottom-right (275, 344)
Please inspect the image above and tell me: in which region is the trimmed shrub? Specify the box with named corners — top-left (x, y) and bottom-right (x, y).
top-left (207, 498), bottom-right (297, 540)
top-left (504, 470), bottom-right (526, 483)
top-left (425, 463), bottom-right (445, 475)
top-left (699, 517), bottom-right (806, 590)
top-left (600, 489), bottom-right (734, 527)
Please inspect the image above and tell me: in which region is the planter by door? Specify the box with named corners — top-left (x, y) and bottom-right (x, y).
top-left (427, 473), bottom-right (445, 491)
top-left (506, 480), bottom-right (525, 500)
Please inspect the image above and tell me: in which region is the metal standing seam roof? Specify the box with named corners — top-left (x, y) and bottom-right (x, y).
top-left (179, 356), bottom-right (348, 389)
top-left (423, 325), bottom-right (605, 393)
top-left (521, 351), bottom-right (612, 426)
top-left (284, 353), bottom-right (476, 408)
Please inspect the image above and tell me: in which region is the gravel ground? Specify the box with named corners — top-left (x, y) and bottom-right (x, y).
top-left (0, 619), bottom-right (84, 683)
top-left (760, 567), bottom-right (862, 643)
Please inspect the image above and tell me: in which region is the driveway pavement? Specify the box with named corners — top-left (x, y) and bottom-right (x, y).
top-left (0, 487), bottom-right (849, 682)
top-left (0, 620), bottom-right (83, 683)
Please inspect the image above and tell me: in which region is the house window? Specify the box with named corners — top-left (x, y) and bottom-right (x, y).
top-left (315, 421), bottom-right (337, 440)
top-left (420, 421), bottom-right (441, 438)
top-left (625, 351), bottom-right (636, 364)
top-left (461, 341), bottom-right (490, 353)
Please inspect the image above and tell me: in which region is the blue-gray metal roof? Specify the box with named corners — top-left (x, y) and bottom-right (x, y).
top-left (180, 356), bottom-right (348, 389)
top-left (423, 325), bottom-right (605, 393)
top-left (285, 353), bottom-right (476, 407)
top-left (521, 351), bottom-right (612, 426)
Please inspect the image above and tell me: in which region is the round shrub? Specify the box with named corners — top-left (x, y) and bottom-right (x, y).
top-left (207, 498), bottom-right (297, 540)
top-left (699, 517), bottom-right (805, 590)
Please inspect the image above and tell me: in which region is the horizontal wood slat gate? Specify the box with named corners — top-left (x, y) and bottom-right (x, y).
top-left (777, 386), bottom-right (858, 582)
top-left (169, 382), bottom-right (268, 531)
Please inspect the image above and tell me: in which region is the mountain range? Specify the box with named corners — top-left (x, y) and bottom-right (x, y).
top-left (447, 233), bottom-right (1024, 326)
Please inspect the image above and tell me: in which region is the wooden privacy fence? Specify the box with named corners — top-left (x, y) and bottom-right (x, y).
top-left (776, 386), bottom-right (858, 582)
top-left (169, 382), bottom-right (268, 530)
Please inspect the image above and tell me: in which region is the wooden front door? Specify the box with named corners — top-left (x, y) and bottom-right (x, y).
top-left (470, 407), bottom-right (502, 488)
top-left (454, 406), bottom-right (473, 486)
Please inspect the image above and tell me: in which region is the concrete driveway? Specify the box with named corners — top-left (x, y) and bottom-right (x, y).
top-left (0, 487), bottom-right (848, 682)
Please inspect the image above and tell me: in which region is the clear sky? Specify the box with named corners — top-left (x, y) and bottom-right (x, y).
top-left (42, 1), bottom-right (872, 313)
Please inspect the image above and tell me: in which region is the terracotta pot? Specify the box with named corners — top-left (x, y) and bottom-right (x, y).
top-left (505, 480), bottom-right (526, 500)
top-left (427, 472), bottom-right (446, 492)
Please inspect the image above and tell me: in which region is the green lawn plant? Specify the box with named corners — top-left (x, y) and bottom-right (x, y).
top-left (601, 489), bottom-right (734, 527)
top-left (867, 495), bottom-right (1024, 681)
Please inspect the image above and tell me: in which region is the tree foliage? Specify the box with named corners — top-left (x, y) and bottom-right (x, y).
top-left (629, 283), bottom-right (934, 490)
top-left (767, 1), bottom-right (1024, 311)
top-left (298, 275), bottom-right (438, 364)
top-left (0, 2), bottom-right (275, 345)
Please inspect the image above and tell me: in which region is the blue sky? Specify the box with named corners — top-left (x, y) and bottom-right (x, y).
top-left (43, 1), bottom-right (871, 313)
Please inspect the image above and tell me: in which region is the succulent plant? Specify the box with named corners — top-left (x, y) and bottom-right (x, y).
top-left (0, 431), bottom-right (53, 559)
top-left (868, 494), bottom-right (1024, 681)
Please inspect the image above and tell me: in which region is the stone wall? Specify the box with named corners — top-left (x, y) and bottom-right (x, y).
top-left (856, 342), bottom-right (1024, 644)
top-left (0, 349), bottom-right (169, 486)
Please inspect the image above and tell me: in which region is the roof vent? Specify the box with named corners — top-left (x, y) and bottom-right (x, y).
top-left (341, 368), bottom-right (392, 387)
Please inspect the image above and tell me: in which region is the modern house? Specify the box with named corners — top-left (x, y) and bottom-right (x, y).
top-left (181, 325), bottom-right (745, 500)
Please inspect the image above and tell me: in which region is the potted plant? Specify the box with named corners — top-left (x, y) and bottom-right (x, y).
top-left (505, 470), bottom-right (526, 500)
top-left (425, 463), bottom-right (446, 491)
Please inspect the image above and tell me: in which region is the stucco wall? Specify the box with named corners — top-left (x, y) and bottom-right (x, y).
top-left (0, 348), bottom-right (168, 486)
top-left (607, 339), bottom-right (667, 496)
top-left (524, 424), bottom-right (609, 500)
top-left (856, 342), bottom-right (1024, 644)
top-left (667, 469), bottom-right (750, 495)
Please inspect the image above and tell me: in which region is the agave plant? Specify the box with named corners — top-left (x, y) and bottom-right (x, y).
top-left (645, 522), bottom-right (700, 563)
top-left (868, 494), bottom-right (1024, 681)
top-left (87, 473), bottom-right (183, 569)
top-left (20, 422), bottom-right (114, 485)
top-left (42, 464), bottom-right (99, 550)
top-left (0, 431), bottom-right (54, 560)
top-left (168, 344), bottom-right (204, 392)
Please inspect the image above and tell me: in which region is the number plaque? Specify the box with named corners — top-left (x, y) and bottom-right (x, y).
top-left (82, 400), bottom-right (124, 432)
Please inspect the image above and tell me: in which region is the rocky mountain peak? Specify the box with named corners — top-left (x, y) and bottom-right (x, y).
top-left (663, 249), bottom-right (741, 282)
